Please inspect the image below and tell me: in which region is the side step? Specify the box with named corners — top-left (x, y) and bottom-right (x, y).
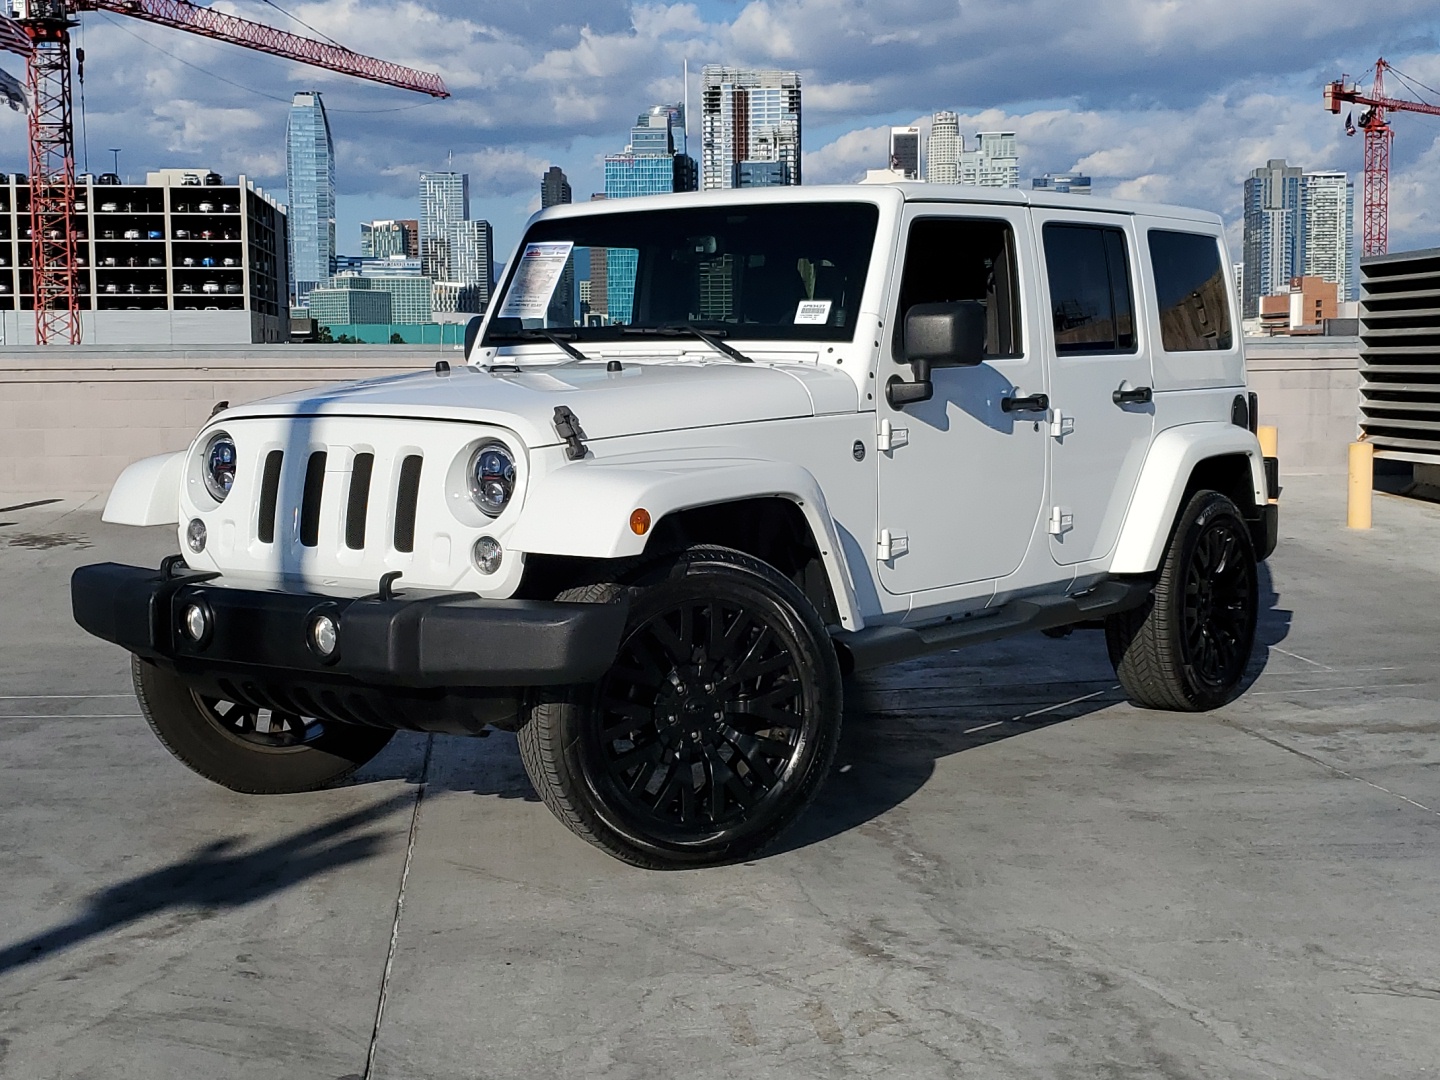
top-left (832, 578), bottom-right (1153, 673)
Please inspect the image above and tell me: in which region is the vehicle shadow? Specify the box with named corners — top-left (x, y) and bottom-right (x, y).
top-left (0, 794), bottom-right (411, 977)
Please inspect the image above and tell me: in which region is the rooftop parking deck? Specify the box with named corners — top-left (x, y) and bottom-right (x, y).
top-left (1, 475), bottom-right (1438, 1079)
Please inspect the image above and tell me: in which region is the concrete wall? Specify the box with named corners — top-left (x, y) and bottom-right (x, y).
top-left (1244, 337), bottom-right (1360, 474)
top-left (0, 345), bottom-right (443, 496)
top-left (0, 309), bottom-right (288, 346)
top-left (0, 338), bottom-right (1360, 498)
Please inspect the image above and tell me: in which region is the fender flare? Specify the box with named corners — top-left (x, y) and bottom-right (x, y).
top-left (102, 451), bottom-right (185, 527)
top-left (1110, 423), bottom-right (1266, 574)
top-left (507, 459), bottom-right (867, 631)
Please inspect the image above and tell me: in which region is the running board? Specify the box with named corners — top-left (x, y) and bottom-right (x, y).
top-left (833, 578), bottom-right (1153, 673)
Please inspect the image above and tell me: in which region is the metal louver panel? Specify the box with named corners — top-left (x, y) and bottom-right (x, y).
top-left (1359, 247), bottom-right (1440, 461)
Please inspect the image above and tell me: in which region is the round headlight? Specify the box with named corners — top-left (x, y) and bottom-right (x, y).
top-left (468, 442), bottom-right (516, 518)
top-left (202, 431), bottom-right (237, 503)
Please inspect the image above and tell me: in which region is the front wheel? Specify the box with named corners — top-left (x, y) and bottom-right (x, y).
top-left (1105, 490), bottom-right (1259, 711)
top-left (132, 656), bottom-right (395, 793)
top-left (517, 546), bottom-right (843, 869)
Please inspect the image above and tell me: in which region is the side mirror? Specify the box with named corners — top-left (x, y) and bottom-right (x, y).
top-left (462, 314), bottom-right (485, 359)
top-left (886, 300), bottom-right (988, 408)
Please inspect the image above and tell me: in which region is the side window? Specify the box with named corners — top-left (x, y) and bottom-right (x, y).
top-left (1147, 230), bottom-right (1233, 351)
top-left (894, 217), bottom-right (1021, 359)
top-left (1042, 223), bottom-right (1136, 354)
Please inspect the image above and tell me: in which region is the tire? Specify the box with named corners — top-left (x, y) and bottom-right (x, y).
top-left (517, 545), bottom-right (843, 869)
top-left (132, 656), bottom-right (395, 793)
top-left (1105, 490), bottom-right (1259, 711)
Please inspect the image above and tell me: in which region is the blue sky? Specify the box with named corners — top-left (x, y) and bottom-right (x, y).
top-left (4, 0), bottom-right (1439, 265)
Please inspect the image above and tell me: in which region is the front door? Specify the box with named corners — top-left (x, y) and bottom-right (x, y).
top-left (1033, 213), bottom-right (1155, 566)
top-left (875, 206), bottom-right (1048, 596)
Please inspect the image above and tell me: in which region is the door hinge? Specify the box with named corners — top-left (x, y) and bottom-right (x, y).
top-left (877, 418), bottom-right (909, 452)
top-left (1047, 507), bottom-right (1074, 536)
top-left (1048, 409), bottom-right (1075, 439)
top-left (877, 528), bottom-right (909, 561)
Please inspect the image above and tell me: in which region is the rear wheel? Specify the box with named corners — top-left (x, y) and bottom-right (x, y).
top-left (132, 656), bottom-right (394, 793)
top-left (517, 546), bottom-right (842, 869)
top-left (1105, 490), bottom-right (1259, 711)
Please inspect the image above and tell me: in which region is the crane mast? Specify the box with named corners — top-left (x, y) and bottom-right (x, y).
top-left (5, 0), bottom-right (449, 344)
top-left (1325, 58), bottom-right (1440, 257)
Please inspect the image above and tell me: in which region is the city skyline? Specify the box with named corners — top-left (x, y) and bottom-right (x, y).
top-left (34, 2), bottom-right (1434, 272)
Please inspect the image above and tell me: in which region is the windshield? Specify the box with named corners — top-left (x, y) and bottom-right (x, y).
top-left (484, 202), bottom-right (880, 346)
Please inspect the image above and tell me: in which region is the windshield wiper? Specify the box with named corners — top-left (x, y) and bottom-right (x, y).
top-left (492, 327), bottom-right (590, 363)
top-left (622, 323), bottom-right (754, 363)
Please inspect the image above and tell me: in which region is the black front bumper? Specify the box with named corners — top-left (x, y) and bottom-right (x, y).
top-left (71, 561), bottom-right (630, 734)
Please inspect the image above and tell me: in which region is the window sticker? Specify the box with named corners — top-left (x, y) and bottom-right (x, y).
top-left (794, 299), bottom-right (833, 325)
top-left (497, 241), bottom-right (574, 319)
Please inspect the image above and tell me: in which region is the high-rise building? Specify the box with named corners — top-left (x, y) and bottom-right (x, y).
top-left (1302, 171), bottom-right (1356, 302)
top-left (890, 127), bottom-right (920, 180)
top-left (1032, 173), bottom-right (1092, 195)
top-left (541, 166), bottom-right (572, 209)
top-left (926, 111), bottom-right (960, 183)
top-left (700, 67), bottom-right (802, 190)
top-left (587, 194), bottom-right (608, 322)
top-left (360, 219), bottom-right (413, 259)
top-left (604, 106), bottom-right (700, 321)
top-left (1242, 159), bottom-right (1304, 319)
top-left (960, 131), bottom-right (1018, 188)
top-left (419, 171), bottom-right (469, 280)
top-left (285, 91), bottom-right (335, 305)
top-left (449, 219), bottom-right (495, 307)
top-left (541, 167), bottom-right (573, 324)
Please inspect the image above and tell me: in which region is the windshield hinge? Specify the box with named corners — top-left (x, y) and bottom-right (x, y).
top-left (553, 405), bottom-right (589, 461)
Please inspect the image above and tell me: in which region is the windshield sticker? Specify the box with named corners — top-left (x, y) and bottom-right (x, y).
top-left (497, 242), bottom-right (574, 319)
top-left (794, 299), bottom-right (833, 325)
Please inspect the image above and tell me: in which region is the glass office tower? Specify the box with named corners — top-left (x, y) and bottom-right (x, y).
top-left (285, 91), bottom-right (335, 305)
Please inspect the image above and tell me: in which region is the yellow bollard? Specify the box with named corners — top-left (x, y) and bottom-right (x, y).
top-left (1257, 425), bottom-right (1278, 461)
top-left (1348, 441), bottom-right (1374, 529)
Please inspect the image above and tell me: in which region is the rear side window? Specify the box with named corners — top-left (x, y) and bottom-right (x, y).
top-left (1042, 223), bottom-right (1136, 354)
top-left (1147, 230), bottom-right (1233, 351)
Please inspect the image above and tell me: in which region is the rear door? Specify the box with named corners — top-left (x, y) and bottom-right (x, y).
top-left (1033, 212), bottom-right (1155, 566)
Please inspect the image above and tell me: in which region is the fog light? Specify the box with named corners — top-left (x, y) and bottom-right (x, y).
top-left (182, 602), bottom-right (209, 643)
top-left (308, 614), bottom-right (338, 659)
top-left (472, 535), bottom-right (503, 575)
top-left (186, 517), bottom-right (207, 553)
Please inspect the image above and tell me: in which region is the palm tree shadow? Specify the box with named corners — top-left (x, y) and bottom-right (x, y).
top-left (0, 794), bottom-right (412, 977)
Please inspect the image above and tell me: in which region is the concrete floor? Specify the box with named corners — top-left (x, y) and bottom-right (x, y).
top-left (1, 477), bottom-right (1438, 1080)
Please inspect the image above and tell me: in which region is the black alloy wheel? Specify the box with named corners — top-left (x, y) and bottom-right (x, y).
top-left (518, 546), bottom-right (842, 869)
top-left (132, 656), bottom-right (394, 793)
top-left (1106, 490), bottom-right (1259, 711)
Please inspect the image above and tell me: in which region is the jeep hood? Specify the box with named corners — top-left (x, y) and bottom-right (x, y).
top-left (221, 359), bottom-right (858, 446)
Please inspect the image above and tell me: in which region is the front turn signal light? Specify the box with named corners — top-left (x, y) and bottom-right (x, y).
top-left (630, 508), bottom-right (651, 535)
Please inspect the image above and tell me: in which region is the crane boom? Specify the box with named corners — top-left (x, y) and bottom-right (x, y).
top-left (74, 0), bottom-right (448, 97)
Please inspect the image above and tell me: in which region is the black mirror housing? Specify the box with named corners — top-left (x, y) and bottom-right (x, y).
top-left (463, 314), bottom-right (485, 359)
top-left (903, 301), bottom-right (987, 368)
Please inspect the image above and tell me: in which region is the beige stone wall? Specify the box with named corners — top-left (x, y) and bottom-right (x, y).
top-left (0, 340), bottom-right (1361, 497)
top-left (0, 346), bottom-right (438, 496)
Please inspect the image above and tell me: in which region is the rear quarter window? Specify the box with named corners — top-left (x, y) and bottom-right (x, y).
top-left (1147, 230), bottom-right (1233, 351)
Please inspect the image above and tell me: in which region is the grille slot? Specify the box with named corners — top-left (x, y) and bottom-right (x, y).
top-left (393, 454), bottom-right (423, 553)
top-left (345, 453), bottom-right (374, 551)
top-left (300, 451), bottom-right (327, 548)
top-left (256, 450), bottom-right (283, 544)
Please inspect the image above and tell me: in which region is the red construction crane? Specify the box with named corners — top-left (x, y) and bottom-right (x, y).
top-left (2, 0), bottom-right (449, 345)
top-left (1325, 57), bottom-right (1440, 258)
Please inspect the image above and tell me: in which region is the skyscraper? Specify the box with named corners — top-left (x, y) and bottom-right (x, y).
top-left (360, 219), bottom-right (413, 259)
top-left (926, 111), bottom-right (960, 183)
top-left (1302, 171), bottom-right (1356, 302)
top-left (285, 91), bottom-right (335, 305)
top-left (448, 219), bottom-right (495, 302)
top-left (604, 106), bottom-right (700, 321)
top-left (1242, 159), bottom-right (1304, 318)
top-left (890, 127), bottom-right (920, 180)
top-left (960, 131), bottom-right (1019, 188)
top-left (419, 171), bottom-right (469, 280)
top-left (700, 67), bottom-right (802, 189)
top-left (541, 166), bottom-right (571, 209)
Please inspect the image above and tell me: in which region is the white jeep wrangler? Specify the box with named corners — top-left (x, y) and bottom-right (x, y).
top-left (73, 185), bottom-right (1278, 869)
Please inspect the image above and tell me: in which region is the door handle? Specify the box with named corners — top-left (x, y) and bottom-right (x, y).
top-left (1112, 385), bottom-right (1153, 406)
top-left (1001, 393), bottom-right (1049, 414)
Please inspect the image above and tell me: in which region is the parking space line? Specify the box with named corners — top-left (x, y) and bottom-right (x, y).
top-left (1249, 683), bottom-right (1422, 696)
top-left (0, 713), bottom-right (141, 719)
top-left (0, 694), bottom-right (132, 700)
top-left (1270, 646), bottom-right (1333, 670)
